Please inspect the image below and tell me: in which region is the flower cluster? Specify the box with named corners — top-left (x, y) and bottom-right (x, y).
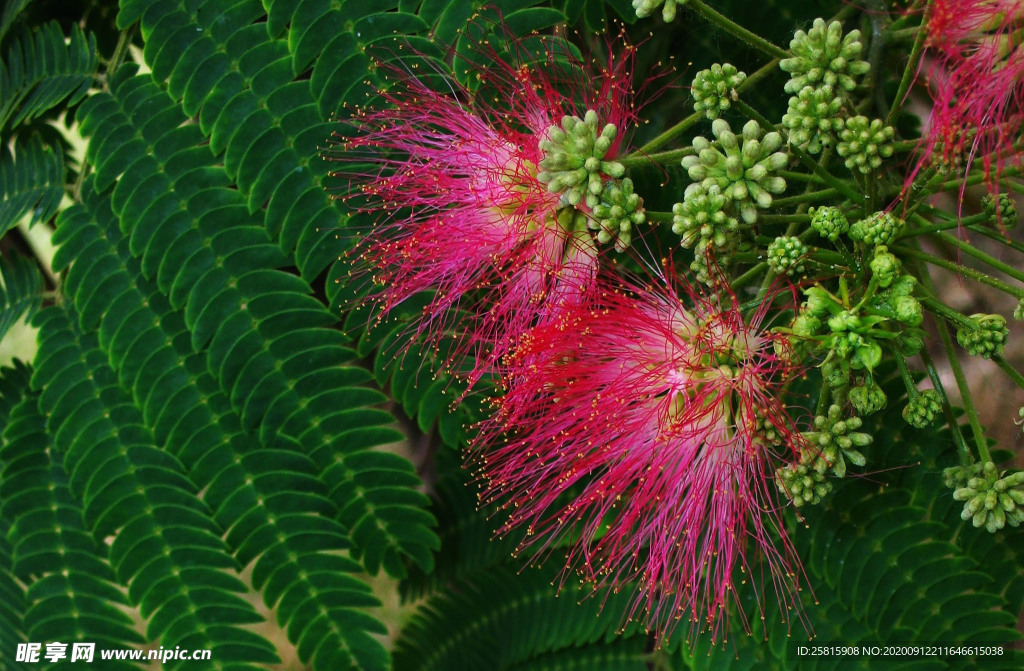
top-left (475, 273), bottom-right (807, 639)
top-left (911, 0), bottom-right (1024, 196)
top-left (333, 30), bottom-right (638, 385)
top-left (681, 119), bottom-right (788, 225)
top-left (332, 4), bottom-right (1024, 654)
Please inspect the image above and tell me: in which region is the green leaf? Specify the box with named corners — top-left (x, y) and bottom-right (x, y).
top-left (0, 252), bottom-right (42, 342)
top-left (0, 21), bottom-right (97, 132)
top-left (0, 134), bottom-right (63, 234)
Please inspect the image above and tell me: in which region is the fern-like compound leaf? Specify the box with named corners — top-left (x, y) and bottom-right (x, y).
top-left (53, 181), bottom-right (394, 670)
top-left (68, 59), bottom-right (439, 581)
top-left (0, 252), bottom-right (42, 342)
top-left (0, 362), bottom-right (34, 667)
top-left (0, 134), bottom-right (63, 235)
top-left (31, 305), bottom-right (281, 665)
top-left (0, 21), bottom-right (96, 132)
top-left (1, 380), bottom-right (146, 667)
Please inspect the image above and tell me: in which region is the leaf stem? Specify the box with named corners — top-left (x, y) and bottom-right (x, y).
top-left (730, 261), bottom-right (767, 291)
top-left (992, 355), bottom-right (1024, 393)
top-left (771, 188), bottom-right (840, 208)
top-left (934, 312), bottom-right (991, 463)
top-left (619, 147), bottom-right (693, 169)
top-left (929, 228), bottom-right (1024, 285)
top-left (686, 0), bottom-right (790, 60)
top-left (634, 112), bottom-right (703, 156)
top-left (645, 210), bottom-right (674, 223)
top-left (893, 245), bottom-right (1024, 300)
top-left (919, 347), bottom-right (974, 466)
top-left (892, 349), bottom-right (919, 398)
top-left (913, 254), bottom-right (992, 463)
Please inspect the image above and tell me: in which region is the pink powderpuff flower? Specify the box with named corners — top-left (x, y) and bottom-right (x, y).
top-left (331, 26), bottom-right (639, 386)
top-left (908, 0), bottom-right (1024, 200)
top-left (473, 269), bottom-right (808, 641)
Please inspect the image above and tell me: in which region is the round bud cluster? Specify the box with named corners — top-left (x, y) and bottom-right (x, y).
top-left (782, 85), bottom-right (844, 153)
top-left (956, 313), bottom-right (1008, 359)
top-left (538, 110), bottom-right (625, 208)
top-left (766, 236), bottom-right (808, 276)
top-left (802, 404), bottom-right (871, 478)
top-left (880, 274), bottom-right (923, 327)
top-left (836, 115), bottom-right (895, 173)
top-left (633, 0), bottom-right (681, 22)
top-left (903, 389), bottom-right (942, 428)
top-left (849, 211), bottom-right (904, 246)
top-left (780, 18), bottom-right (870, 94)
top-left (590, 178), bottom-right (645, 252)
top-left (951, 462), bottom-right (1024, 532)
top-left (776, 462), bottom-right (832, 507)
top-left (791, 311), bottom-right (822, 339)
top-left (869, 245), bottom-right (900, 288)
top-left (672, 184), bottom-right (739, 251)
top-left (809, 206), bottom-right (850, 241)
top-left (849, 381), bottom-right (886, 415)
top-left (692, 63), bottom-right (746, 120)
top-left (681, 118), bottom-right (789, 224)
top-left (981, 192), bottom-right (1018, 229)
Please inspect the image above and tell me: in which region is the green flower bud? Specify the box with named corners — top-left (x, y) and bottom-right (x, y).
top-left (903, 389), bottom-right (942, 428)
top-left (538, 110), bottom-right (624, 208)
top-left (956, 313), bottom-right (1008, 359)
top-left (949, 462), bottom-right (1024, 532)
top-left (590, 178), bottom-right (645, 252)
top-left (782, 85), bottom-right (844, 153)
top-left (892, 295), bottom-right (923, 326)
top-left (981, 192), bottom-right (1017, 229)
top-left (681, 119), bottom-right (788, 224)
top-left (897, 329), bottom-right (925, 356)
top-left (692, 63), bottom-right (746, 120)
top-left (802, 404), bottom-right (871, 478)
top-left (780, 18), bottom-right (870, 94)
top-left (633, 0), bottom-right (681, 22)
top-left (809, 205), bottom-right (850, 241)
top-left (822, 357), bottom-right (849, 388)
top-left (849, 211), bottom-right (904, 246)
top-left (869, 245), bottom-right (900, 288)
top-left (776, 462), bottom-right (832, 507)
top-left (849, 382), bottom-right (886, 415)
top-left (672, 184), bottom-right (739, 252)
top-left (791, 312), bottom-right (822, 338)
top-left (1014, 298), bottom-right (1024, 321)
top-left (827, 309), bottom-right (860, 333)
top-left (804, 286), bottom-right (836, 317)
top-left (852, 338), bottom-right (883, 370)
top-left (767, 236), bottom-right (808, 276)
top-left (836, 115), bottom-right (895, 174)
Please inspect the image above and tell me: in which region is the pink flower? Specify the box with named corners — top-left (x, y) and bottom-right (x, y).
top-left (332, 28), bottom-right (637, 385)
top-left (474, 270), bottom-right (807, 640)
top-left (909, 0), bottom-right (1024, 198)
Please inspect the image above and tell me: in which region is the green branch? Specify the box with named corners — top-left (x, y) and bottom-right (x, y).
top-left (686, 0), bottom-right (789, 60)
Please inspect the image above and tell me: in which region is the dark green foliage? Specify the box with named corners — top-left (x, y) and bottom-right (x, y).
top-left (0, 252), bottom-right (42, 340)
top-left (393, 562), bottom-right (656, 671)
top-left (0, 362), bottom-right (32, 671)
top-left (51, 173), bottom-right (390, 669)
top-left (0, 134), bottom-right (64, 235)
top-left (0, 362), bottom-right (145, 668)
top-left (33, 304), bottom-right (280, 666)
top-left (0, 20), bottom-right (95, 132)
top-left (1, 1), bottom-right (451, 667)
